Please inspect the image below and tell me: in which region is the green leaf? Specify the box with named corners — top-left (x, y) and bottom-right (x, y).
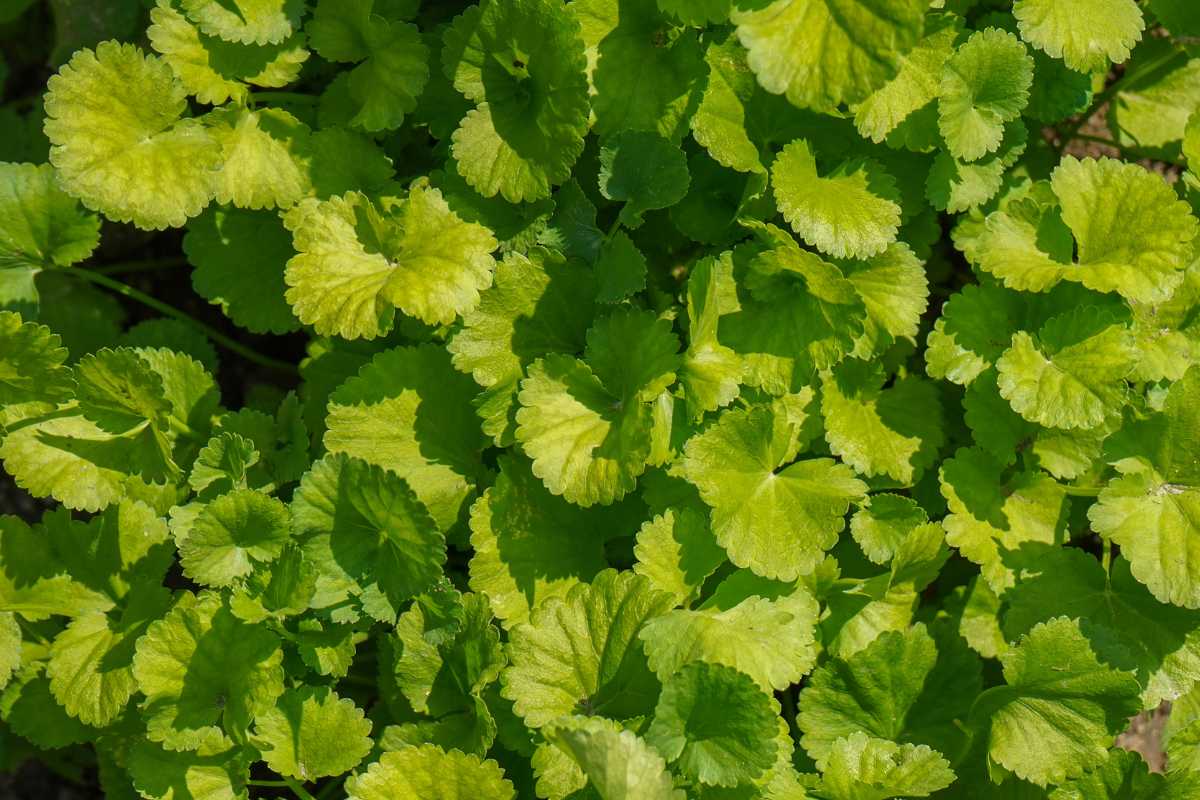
top-left (633, 507), bottom-right (726, 607)
top-left (393, 591), bottom-right (504, 717)
top-left (593, 229), bottom-right (647, 304)
top-left (0, 613), bottom-right (18, 691)
top-left (127, 738), bottom-right (250, 800)
top-left (575, 0), bottom-right (707, 143)
top-left (854, 14), bottom-right (961, 145)
top-left (1, 500), bottom-right (171, 620)
top-left (820, 360), bottom-right (944, 485)
top-left (447, 0), bottom-right (589, 202)
top-left (995, 308), bottom-right (1134, 430)
top-left (184, 207), bottom-right (301, 335)
top-left (468, 456), bottom-right (631, 627)
top-left (598, 131), bottom-right (691, 229)
top-left (46, 585), bottom-right (171, 727)
top-left (681, 400), bottom-right (867, 581)
top-left (1108, 39), bottom-right (1200, 152)
top-left (546, 716), bottom-right (685, 800)
top-left (502, 569), bottom-right (673, 728)
top-left (978, 158), bottom-right (1197, 304)
top-left (971, 617), bottom-right (1142, 786)
top-left (798, 624), bottom-right (978, 765)
top-left (1004, 548), bottom-right (1200, 708)
top-left (849, 495), bottom-right (930, 565)
top-left (937, 29), bottom-right (1034, 162)
top-left (252, 687), bottom-right (372, 780)
top-left (0, 162), bottom-right (100, 272)
top-left (147, 0), bottom-right (309, 106)
top-left (639, 588), bottom-right (819, 692)
top-left (722, 235), bottom-right (867, 393)
top-left (646, 661), bottom-right (779, 786)
top-left (817, 732), bottom-right (955, 800)
top-left (0, 310), bottom-right (74, 426)
top-left (44, 42), bottom-right (220, 230)
top-left (132, 591), bottom-right (285, 750)
top-left (731, 0), bottom-right (927, 112)
top-left (1048, 748), bottom-right (1200, 800)
top-left (680, 253), bottom-right (743, 420)
top-left (180, 0), bottom-right (302, 45)
top-left (205, 106), bottom-right (312, 210)
top-left (939, 447), bottom-right (1070, 593)
top-left (515, 309), bottom-right (680, 506)
top-left (1013, 0), bottom-right (1143, 73)
top-left (449, 248), bottom-right (595, 444)
top-left (691, 33), bottom-right (766, 173)
top-left (324, 344), bottom-right (487, 531)
top-left (177, 489), bottom-right (292, 588)
top-left (347, 744), bottom-right (515, 800)
top-left (292, 453), bottom-right (447, 623)
top-left (309, 0), bottom-right (428, 131)
top-left (771, 139), bottom-right (901, 259)
top-left (283, 184), bottom-right (497, 338)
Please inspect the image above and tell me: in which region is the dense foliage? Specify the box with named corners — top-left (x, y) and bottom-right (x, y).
top-left (3, 0), bottom-right (1200, 797)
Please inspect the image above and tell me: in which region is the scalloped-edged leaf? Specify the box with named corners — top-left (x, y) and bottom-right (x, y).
top-left (347, 744), bottom-right (514, 800)
top-left (731, 0), bottom-right (927, 112)
top-left (645, 661), bottom-right (778, 787)
top-left (44, 42), bottom-right (219, 230)
top-left (448, 0), bottom-right (589, 202)
top-left (977, 158), bottom-right (1197, 304)
top-left (148, 0), bottom-right (309, 105)
top-left (252, 687), bottom-right (372, 780)
top-left (1013, 0), bottom-right (1143, 73)
top-left (283, 185), bottom-right (497, 337)
top-left (681, 400), bottom-right (867, 581)
top-left (324, 344), bottom-right (486, 531)
top-left (639, 589), bottom-right (819, 692)
top-left (502, 569), bottom-right (673, 728)
top-left (996, 308), bottom-right (1134, 431)
top-left (938, 29), bottom-right (1033, 162)
top-left (292, 453), bottom-right (447, 623)
top-left (132, 591), bottom-right (284, 751)
top-left (177, 489), bottom-right (291, 588)
top-left (772, 139), bottom-right (901, 259)
top-left (468, 456), bottom-right (633, 627)
top-left (970, 617), bottom-right (1142, 787)
top-left (184, 207), bottom-right (301, 335)
top-left (515, 309), bottom-right (680, 507)
top-left (546, 716), bottom-right (685, 800)
top-left (0, 162), bottom-right (99, 272)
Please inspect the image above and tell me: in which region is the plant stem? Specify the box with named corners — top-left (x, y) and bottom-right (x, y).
top-left (315, 778), bottom-right (346, 800)
top-left (283, 776), bottom-right (318, 800)
top-left (44, 267), bottom-right (298, 376)
top-left (1102, 538), bottom-right (1113, 577)
top-left (1061, 484), bottom-right (1103, 498)
top-left (252, 91), bottom-right (319, 106)
top-left (246, 779), bottom-right (291, 788)
top-left (93, 257), bottom-right (188, 276)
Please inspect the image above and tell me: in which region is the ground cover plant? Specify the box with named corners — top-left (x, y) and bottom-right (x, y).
top-left (3, 0), bottom-right (1200, 797)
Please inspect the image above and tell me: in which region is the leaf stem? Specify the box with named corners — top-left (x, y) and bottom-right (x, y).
top-left (1102, 538), bottom-right (1113, 577)
top-left (252, 91), bottom-right (320, 106)
top-left (1061, 484), bottom-right (1103, 498)
top-left (246, 780), bottom-right (291, 788)
top-left (93, 257), bottom-right (188, 276)
top-left (315, 777), bottom-right (346, 800)
top-left (43, 267), bottom-right (299, 376)
top-left (283, 776), bottom-right (318, 800)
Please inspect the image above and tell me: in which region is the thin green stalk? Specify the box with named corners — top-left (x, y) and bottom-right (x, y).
top-left (252, 91), bottom-right (319, 106)
top-left (44, 267), bottom-right (299, 375)
top-left (1102, 538), bottom-right (1113, 578)
top-left (284, 776), bottom-right (318, 800)
top-left (93, 257), bottom-right (188, 276)
top-left (315, 777), bottom-right (346, 800)
top-left (1061, 484), bottom-right (1103, 498)
top-left (246, 779), bottom-right (291, 788)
